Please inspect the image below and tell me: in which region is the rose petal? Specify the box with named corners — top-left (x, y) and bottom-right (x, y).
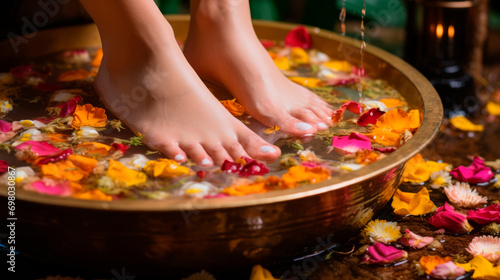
top-left (332, 101), bottom-right (363, 123)
top-left (0, 120), bottom-right (12, 132)
top-left (332, 132), bottom-right (371, 154)
top-left (450, 156), bottom-right (495, 184)
top-left (428, 202), bottom-right (473, 234)
top-left (357, 108), bottom-right (385, 126)
top-left (399, 229), bottom-right (433, 249)
top-left (467, 204), bottom-right (500, 225)
top-left (430, 261), bottom-right (466, 279)
top-left (15, 141), bottom-right (61, 157)
top-left (10, 65), bottom-right (33, 78)
top-left (0, 160), bottom-right (8, 175)
top-left (30, 179), bottom-right (72, 196)
top-left (33, 82), bottom-right (62, 92)
top-left (284, 26), bottom-right (312, 49)
top-left (360, 242), bottom-right (407, 265)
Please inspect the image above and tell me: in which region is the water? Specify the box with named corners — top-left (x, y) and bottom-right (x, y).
top-left (358, 0), bottom-right (366, 103)
top-left (337, 0), bottom-right (347, 53)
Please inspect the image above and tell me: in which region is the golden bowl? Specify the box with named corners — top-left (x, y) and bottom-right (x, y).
top-left (0, 15), bottom-right (442, 272)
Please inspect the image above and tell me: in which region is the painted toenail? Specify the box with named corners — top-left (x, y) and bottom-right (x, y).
top-left (317, 122), bottom-right (328, 128)
top-left (174, 154), bottom-right (185, 161)
top-left (259, 145), bottom-right (276, 153)
top-left (295, 122), bottom-right (313, 130)
top-left (201, 158), bottom-right (211, 166)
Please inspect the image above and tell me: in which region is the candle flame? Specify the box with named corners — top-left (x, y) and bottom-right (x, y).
top-left (436, 24), bottom-right (443, 39)
top-left (448, 25), bottom-right (455, 38)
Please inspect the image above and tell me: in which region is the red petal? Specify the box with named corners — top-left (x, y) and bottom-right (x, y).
top-left (10, 65), bottom-right (33, 78)
top-left (0, 160), bottom-right (8, 175)
top-left (284, 26), bottom-right (312, 49)
top-left (36, 148), bottom-right (73, 165)
top-left (33, 82), bottom-right (62, 92)
top-left (260, 39), bottom-right (275, 49)
top-left (357, 108), bottom-right (385, 126)
top-left (111, 143), bottom-right (130, 154)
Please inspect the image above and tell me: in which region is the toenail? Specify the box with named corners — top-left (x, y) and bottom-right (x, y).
top-left (174, 154), bottom-right (185, 161)
top-left (295, 122), bottom-right (313, 130)
top-left (201, 158), bottom-right (211, 166)
top-left (317, 122), bottom-right (328, 129)
top-left (259, 145), bottom-right (276, 153)
top-left (303, 134), bottom-right (313, 137)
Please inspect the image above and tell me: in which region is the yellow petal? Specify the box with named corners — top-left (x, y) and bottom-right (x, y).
top-left (273, 56), bottom-right (290, 70)
top-left (249, 265), bottom-right (279, 280)
top-left (323, 60), bottom-right (353, 72)
top-left (403, 154), bottom-right (432, 183)
top-left (73, 189), bottom-right (112, 201)
top-left (392, 187), bottom-right (436, 216)
top-left (143, 159), bottom-right (192, 179)
top-left (450, 116), bottom-right (484, 132)
top-left (486, 101), bottom-right (500, 115)
top-left (106, 159), bottom-right (147, 187)
top-left (426, 161), bottom-right (451, 173)
top-left (288, 77), bottom-right (323, 88)
top-left (290, 47), bottom-right (310, 65)
top-left (457, 255), bottom-right (500, 280)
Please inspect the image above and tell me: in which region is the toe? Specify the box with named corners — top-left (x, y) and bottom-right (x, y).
top-left (224, 138), bottom-right (250, 161)
top-left (293, 109), bottom-right (329, 131)
top-left (239, 133), bottom-right (281, 162)
top-left (157, 141), bottom-right (187, 163)
top-left (180, 141), bottom-right (214, 166)
top-left (202, 142), bottom-right (233, 166)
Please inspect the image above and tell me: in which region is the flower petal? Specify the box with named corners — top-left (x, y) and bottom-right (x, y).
top-left (450, 156), bottom-right (495, 184)
top-left (284, 26), bottom-right (312, 49)
top-left (467, 204), bottom-right (500, 225)
top-left (357, 108), bottom-right (385, 126)
top-left (428, 202), bottom-right (473, 234)
top-left (392, 187), bottom-right (436, 216)
top-left (360, 242), bottom-right (407, 265)
top-left (332, 132), bottom-right (371, 154)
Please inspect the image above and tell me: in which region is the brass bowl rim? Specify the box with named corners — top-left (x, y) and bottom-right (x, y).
top-left (0, 15), bottom-right (443, 211)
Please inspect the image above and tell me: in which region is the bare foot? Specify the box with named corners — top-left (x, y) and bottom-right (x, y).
top-left (184, 0), bottom-right (334, 137)
top-left (82, 0), bottom-right (280, 166)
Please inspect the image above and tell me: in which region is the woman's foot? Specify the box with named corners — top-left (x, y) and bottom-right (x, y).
top-left (81, 0), bottom-right (280, 166)
top-left (184, 0), bottom-right (335, 137)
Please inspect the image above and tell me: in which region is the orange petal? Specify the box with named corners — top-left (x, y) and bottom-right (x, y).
top-left (71, 104), bottom-right (107, 128)
top-left (419, 256), bottom-right (451, 274)
top-left (91, 48), bottom-right (103, 67)
top-left (220, 99), bottom-right (245, 116)
top-left (380, 98), bottom-right (404, 108)
top-left (282, 166), bottom-right (330, 185)
top-left (288, 77), bottom-right (323, 88)
top-left (73, 189), bottom-right (112, 201)
top-left (58, 69), bottom-right (90, 82)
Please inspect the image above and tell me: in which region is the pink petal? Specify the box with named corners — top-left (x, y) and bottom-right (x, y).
top-left (361, 242), bottom-right (407, 265)
top-left (357, 108), bottom-right (385, 126)
top-left (374, 147), bottom-right (397, 153)
top-left (15, 141), bottom-right (61, 157)
top-left (467, 204), bottom-right (500, 225)
top-left (31, 180), bottom-right (72, 196)
top-left (428, 203), bottom-right (473, 234)
top-left (33, 82), bottom-right (62, 92)
top-left (0, 160), bottom-right (8, 175)
top-left (429, 261), bottom-right (465, 279)
top-left (284, 26), bottom-right (312, 49)
top-left (332, 132), bottom-right (372, 154)
top-left (302, 161), bottom-right (320, 168)
top-left (204, 193), bottom-right (229, 199)
top-left (450, 156), bottom-right (494, 184)
top-left (399, 229), bottom-right (433, 249)
top-left (10, 64), bottom-right (33, 78)
top-left (0, 120), bottom-right (12, 132)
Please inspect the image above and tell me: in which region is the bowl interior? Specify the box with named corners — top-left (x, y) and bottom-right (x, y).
top-left (0, 15), bottom-right (443, 211)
